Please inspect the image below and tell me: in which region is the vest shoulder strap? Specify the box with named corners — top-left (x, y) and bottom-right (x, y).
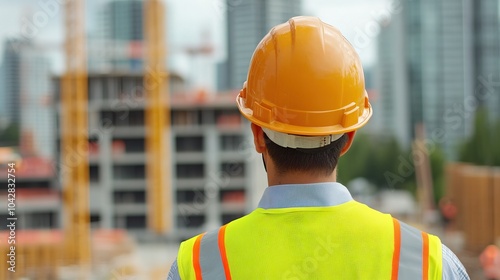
top-left (178, 225), bottom-right (231, 280)
top-left (393, 219), bottom-right (443, 280)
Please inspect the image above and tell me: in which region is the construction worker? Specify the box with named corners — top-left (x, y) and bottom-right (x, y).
top-left (168, 16), bottom-right (469, 279)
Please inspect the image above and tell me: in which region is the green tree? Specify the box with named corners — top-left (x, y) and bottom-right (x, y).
top-left (338, 134), bottom-right (406, 190)
top-left (339, 132), bottom-right (446, 202)
top-left (459, 108), bottom-right (499, 166)
top-left (429, 145), bottom-right (446, 204)
top-left (338, 133), bottom-right (371, 184)
top-left (492, 119), bottom-right (500, 166)
top-left (0, 123), bottom-right (20, 147)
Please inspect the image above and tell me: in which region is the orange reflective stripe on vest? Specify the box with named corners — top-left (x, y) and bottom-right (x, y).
top-left (422, 232), bottom-right (430, 280)
top-left (218, 225), bottom-right (232, 280)
top-left (394, 219), bottom-right (437, 280)
top-left (192, 226), bottom-right (231, 279)
top-left (192, 233), bottom-right (204, 280)
top-left (392, 218), bottom-right (402, 280)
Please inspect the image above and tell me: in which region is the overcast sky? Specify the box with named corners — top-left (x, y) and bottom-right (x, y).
top-left (0, 0), bottom-right (392, 86)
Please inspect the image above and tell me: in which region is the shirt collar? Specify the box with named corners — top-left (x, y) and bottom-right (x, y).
top-left (257, 182), bottom-right (353, 209)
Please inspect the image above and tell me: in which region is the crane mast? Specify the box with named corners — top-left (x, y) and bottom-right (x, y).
top-left (61, 0), bottom-right (90, 274)
top-left (145, 0), bottom-right (171, 234)
top-left (59, 1), bottom-right (170, 277)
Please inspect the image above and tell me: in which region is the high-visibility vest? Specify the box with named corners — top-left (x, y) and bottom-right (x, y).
top-left (177, 200), bottom-right (443, 279)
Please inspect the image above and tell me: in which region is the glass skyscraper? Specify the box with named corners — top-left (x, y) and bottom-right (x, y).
top-left (376, 0), bottom-right (499, 159)
top-left (218, 0), bottom-right (302, 91)
top-left (0, 39), bottom-right (53, 158)
top-left (89, 0), bottom-right (145, 72)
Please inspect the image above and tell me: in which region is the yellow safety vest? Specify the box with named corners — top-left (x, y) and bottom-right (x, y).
top-left (177, 200), bottom-right (442, 279)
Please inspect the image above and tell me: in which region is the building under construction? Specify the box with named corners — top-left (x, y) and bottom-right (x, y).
top-left (51, 72), bottom-right (257, 240)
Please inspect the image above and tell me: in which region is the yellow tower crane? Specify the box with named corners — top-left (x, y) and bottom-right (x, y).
top-left (60, 0), bottom-right (90, 276)
top-left (145, 0), bottom-right (171, 234)
top-left (59, 1), bottom-right (170, 278)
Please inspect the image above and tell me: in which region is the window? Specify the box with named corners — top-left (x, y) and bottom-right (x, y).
top-left (220, 190), bottom-right (245, 203)
top-left (172, 110), bottom-right (202, 126)
top-left (125, 215), bottom-right (146, 229)
top-left (99, 110), bottom-right (144, 127)
top-left (113, 165), bottom-right (145, 179)
top-left (220, 162), bottom-right (245, 178)
top-left (113, 190), bottom-right (146, 204)
top-left (90, 165), bottom-right (99, 183)
top-left (176, 164), bottom-right (204, 178)
top-left (113, 138), bottom-right (145, 153)
top-left (177, 214), bottom-right (205, 228)
top-left (176, 136), bottom-right (204, 152)
top-left (220, 135), bottom-right (244, 151)
top-left (6, 179), bottom-right (51, 190)
top-left (215, 109), bottom-right (241, 127)
top-left (177, 190), bottom-right (205, 203)
top-left (90, 214), bottom-right (100, 228)
top-left (28, 212), bottom-right (56, 229)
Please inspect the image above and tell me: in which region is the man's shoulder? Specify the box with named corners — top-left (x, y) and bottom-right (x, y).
top-left (442, 244), bottom-right (470, 280)
top-left (178, 232), bottom-right (202, 258)
top-left (179, 215), bottom-right (250, 250)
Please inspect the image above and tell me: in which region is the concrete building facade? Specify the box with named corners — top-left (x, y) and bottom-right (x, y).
top-left (53, 73), bottom-right (264, 240)
top-left (0, 156), bottom-right (59, 230)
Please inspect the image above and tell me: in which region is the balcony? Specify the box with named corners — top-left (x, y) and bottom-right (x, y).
top-left (114, 203), bottom-right (147, 215)
top-left (175, 152), bottom-right (204, 163)
top-left (112, 126), bottom-right (146, 137)
top-left (176, 202), bottom-right (207, 215)
top-left (112, 152), bottom-right (146, 164)
top-left (219, 151), bottom-right (249, 162)
top-left (113, 178), bottom-right (147, 190)
top-left (0, 189), bottom-right (59, 212)
top-left (174, 178), bottom-right (205, 190)
top-left (221, 202), bottom-right (245, 215)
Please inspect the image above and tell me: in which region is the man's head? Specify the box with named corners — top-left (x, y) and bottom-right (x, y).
top-left (251, 123), bottom-right (355, 177)
top-left (237, 16), bottom-right (372, 178)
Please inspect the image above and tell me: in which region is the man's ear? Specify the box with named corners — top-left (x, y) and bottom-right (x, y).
top-left (340, 131), bottom-right (356, 156)
top-left (251, 123), bottom-right (266, 153)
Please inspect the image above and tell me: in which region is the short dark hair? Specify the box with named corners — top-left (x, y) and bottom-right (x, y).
top-left (263, 133), bottom-right (348, 176)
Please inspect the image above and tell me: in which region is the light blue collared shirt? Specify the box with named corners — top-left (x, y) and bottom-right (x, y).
top-left (168, 182), bottom-right (469, 279)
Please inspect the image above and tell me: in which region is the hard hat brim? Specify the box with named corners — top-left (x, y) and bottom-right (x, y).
top-left (236, 95), bottom-right (373, 136)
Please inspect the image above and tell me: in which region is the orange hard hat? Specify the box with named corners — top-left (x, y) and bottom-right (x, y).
top-left (237, 16), bottom-right (372, 145)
